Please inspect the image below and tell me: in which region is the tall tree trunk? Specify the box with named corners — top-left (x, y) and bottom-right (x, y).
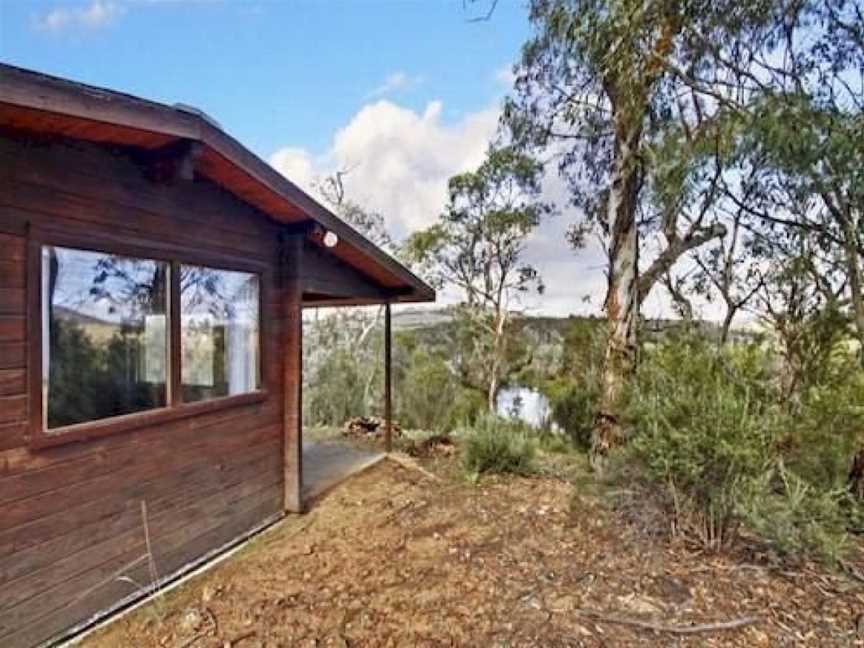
top-left (487, 309), bottom-right (507, 414)
top-left (720, 305), bottom-right (736, 345)
top-left (591, 121), bottom-right (642, 468)
top-left (841, 219), bottom-right (864, 368)
top-left (824, 199), bottom-right (864, 493)
top-left (823, 195), bottom-right (864, 366)
top-left (488, 371), bottom-right (499, 414)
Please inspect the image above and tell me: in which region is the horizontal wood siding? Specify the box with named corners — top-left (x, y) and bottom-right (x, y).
top-left (0, 133), bottom-right (287, 648)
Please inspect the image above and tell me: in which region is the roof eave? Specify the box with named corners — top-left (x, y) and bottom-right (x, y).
top-left (0, 64), bottom-right (435, 303)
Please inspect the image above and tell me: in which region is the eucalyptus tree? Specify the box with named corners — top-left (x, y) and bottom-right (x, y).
top-left (743, 98), bottom-right (864, 363)
top-left (503, 0), bottom-right (790, 464)
top-left (404, 146), bottom-right (552, 413)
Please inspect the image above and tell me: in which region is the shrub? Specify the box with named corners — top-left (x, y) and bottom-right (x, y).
top-left (444, 388), bottom-right (488, 431)
top-left (623, 337), bottom-right (780, 547)
top-left (737, 466), bottom-right (851, 563)
top-left (782, 366), bottom-right (864, 490)
top-left (461, 415), bottom-right (536, 477)
top-left (545, 378), bottom-right (597, 450)
top-left (620, 334), bottom-right (864, 562)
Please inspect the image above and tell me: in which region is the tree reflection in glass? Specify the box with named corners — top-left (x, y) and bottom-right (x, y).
top-left (180, 265), bottom-right (260, 402)
top-left (42, 246), bottom-right (169, 430)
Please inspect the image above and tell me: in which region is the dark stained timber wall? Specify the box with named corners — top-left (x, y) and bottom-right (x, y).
top-left (0, 133), bottom-right (288, 647)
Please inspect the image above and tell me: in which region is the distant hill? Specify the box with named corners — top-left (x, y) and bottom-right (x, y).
top-left (391, 305), bottom-right (759, 343)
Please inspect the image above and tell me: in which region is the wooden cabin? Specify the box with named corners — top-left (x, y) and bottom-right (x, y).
top-left (0, 64), bottom-right (434, 647)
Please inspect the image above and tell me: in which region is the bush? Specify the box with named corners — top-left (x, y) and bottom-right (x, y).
top-left (623, 337), bottom-right (781, 547)
top-left (542, 318), bottom-right (605, 450)
top-left (620, 334), bottom-right (863, 561)
top-left (782, 367), bottom-right (864, 490)
top-left (737, 466), bottom-right (851, 563)
top-left (545, 378), bottom-right (597, 450)
top-left (461, 415), bottom-right (536, 477)
top-left (304, 349), bottom-right (368, 426)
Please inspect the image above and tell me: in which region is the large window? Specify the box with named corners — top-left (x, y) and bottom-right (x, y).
top-left (43, 246), bottom-right (169, 429)
top-left (180, 265), bottom-right (260, 402)
top-left (40, 244), bottom-right (262, 435)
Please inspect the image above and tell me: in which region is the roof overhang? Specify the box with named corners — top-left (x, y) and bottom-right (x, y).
top-left (0, 64), bottom-right (435, 305)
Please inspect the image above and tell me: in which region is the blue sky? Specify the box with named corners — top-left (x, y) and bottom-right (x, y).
top-left (0, 1), bottom-right (684, 319)
top-left (0, 0), bottom-right (529, 158)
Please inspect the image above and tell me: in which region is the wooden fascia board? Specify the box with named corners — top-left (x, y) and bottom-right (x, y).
top-left (0, 65), bottom-right (201, 141)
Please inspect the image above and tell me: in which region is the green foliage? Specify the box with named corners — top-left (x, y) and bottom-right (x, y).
top-left (403, 145), bottom-right (550, 301)
top-left (47, 320), bottom-right (165, 429)
top-left (624, 337), bottom-right (780, 545)
top-left (782, 369), bottom-right (864, 490)
top-left (545, 379), bottom-right (597, 451)
top-left (304, 348), bottom-right (369, 427)
top-left (461, 415), bottom-right (537, 477)
top-left (395, 339), bottom-right (485, 432)
top-left (403, 146), bottom-right (551, 412)
top-left (541, 318), bottom-right (605, 449)
top-left (621, 334), bottom-right (864, 562)
top-left (47, 319), bottom-right (112, 428)
top-left (737, 466), bottom-right (852, 564)
top-left (304, 317), bottom-right (490, 433)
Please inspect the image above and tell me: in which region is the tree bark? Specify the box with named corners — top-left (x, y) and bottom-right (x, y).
top-left (720, 307), bottom-right (736, 345)
top-left (487, 308), bottom-right (508, 414)
top-left (591, 121), bottom-right (643, 468)
top-left (824, 193), bottom-right (864, 367)
top-left (841, 217), bottom-right (864, 367)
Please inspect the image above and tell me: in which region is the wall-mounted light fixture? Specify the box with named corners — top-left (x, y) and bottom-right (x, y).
top-left (308, 223), bottom-right (339, 249)
top-left (322, 230), bottom-right (339, 248)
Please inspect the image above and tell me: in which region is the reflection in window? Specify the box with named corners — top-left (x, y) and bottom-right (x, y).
top-left (180, 266), bottom-right (260, 402)
top-left (43, 246), bottom-right (169, 429)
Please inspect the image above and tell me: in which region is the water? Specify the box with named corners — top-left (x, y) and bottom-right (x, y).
top-left (496, 385), bottom-right (554, 429)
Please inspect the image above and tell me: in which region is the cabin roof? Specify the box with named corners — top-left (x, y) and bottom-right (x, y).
top-left (0, 63), bottom-right (434, 304)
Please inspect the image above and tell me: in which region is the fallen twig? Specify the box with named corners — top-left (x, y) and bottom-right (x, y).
top-left (204, 606), bottom-right (219, 638)
top-left (575, 609), bottom-right (758, 635)
top-left (179, 607), bottom-right (219, 648)
top-left (840, 560), bottom-right (864, 584)
top-left (179, 630), bottom-right (207, 648)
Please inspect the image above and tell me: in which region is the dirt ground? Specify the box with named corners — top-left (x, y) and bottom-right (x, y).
top-left (83, 452), bottom-right (864, 647)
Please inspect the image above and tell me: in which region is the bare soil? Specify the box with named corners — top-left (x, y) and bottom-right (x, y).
top-left (84, 454), bottom-right (864, 647)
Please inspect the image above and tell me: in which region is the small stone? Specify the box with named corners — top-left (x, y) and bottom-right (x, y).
top-left (179, 608), bottom-right (202, 633)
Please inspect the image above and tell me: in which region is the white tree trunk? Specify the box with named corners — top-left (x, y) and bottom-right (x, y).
top-left (591, 122), bottom-right (642, 467)
top-left (487, 308), bottom-right (508, 414)
top-left (839, 211), bottom-right (864, 367)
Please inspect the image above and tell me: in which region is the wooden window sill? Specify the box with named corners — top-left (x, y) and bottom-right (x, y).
top-left (28, 390), bottom-right (268, 449)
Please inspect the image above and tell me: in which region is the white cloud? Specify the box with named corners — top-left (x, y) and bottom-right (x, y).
top-left (269, 98), bottom-right (615, 317)
top-left (270, 99), bottom-right (498, 236)
top-left (34, 0), bottom-right (124, 32)
top-left (366, 71), bottom-right (423, 99)
top-left (269, 147), bottom-right (317, 196)
top-left (268, 96), bottom-right (731, 321)
top-left (32, 0), bottom-right (218, 33)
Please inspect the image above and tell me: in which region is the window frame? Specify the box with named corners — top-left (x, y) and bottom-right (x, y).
top-left (28, 225), bottom-right (268, 449)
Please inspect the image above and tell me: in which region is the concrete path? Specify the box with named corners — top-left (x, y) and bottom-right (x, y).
top-left (302, 441), bottom-right (385, 502)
